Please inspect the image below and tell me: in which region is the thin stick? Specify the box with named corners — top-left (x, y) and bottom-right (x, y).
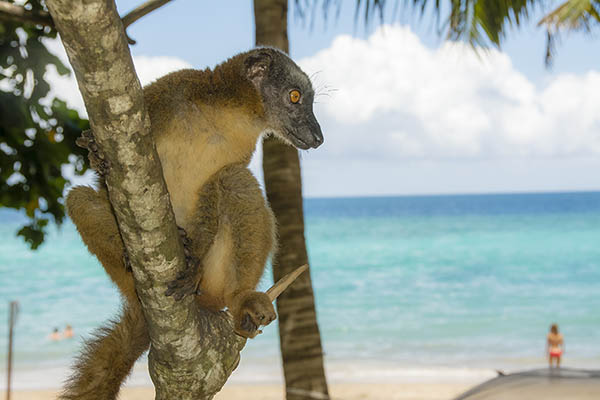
top-left (266, 264), bottom-right (308, 302)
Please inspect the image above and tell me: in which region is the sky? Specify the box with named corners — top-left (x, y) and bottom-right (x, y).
top-left (47, 1), bottom-right (600, 197)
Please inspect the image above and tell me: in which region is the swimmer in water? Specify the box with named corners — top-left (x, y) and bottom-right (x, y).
top-left (49, 327), bottom-right (61, 341)
top-left (63, 324), bottom-right (74, 339)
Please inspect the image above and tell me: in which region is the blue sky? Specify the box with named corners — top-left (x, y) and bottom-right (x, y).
top-left (55, 1), bottom-right (600, 197)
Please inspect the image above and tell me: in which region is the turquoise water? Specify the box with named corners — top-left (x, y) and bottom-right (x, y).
top-left (1, 192), bottom-right (599, 381)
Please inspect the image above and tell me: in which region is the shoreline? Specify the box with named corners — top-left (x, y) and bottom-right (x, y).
top-left (2, 360), bottom-right (500, 391)
top-left (9, 383), bottom-right (475, 400)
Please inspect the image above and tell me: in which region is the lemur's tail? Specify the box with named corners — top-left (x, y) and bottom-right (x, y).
top-left (60, 302), bottom-right (149, 400)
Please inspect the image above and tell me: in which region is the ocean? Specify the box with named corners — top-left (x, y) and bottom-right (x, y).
top-left (1, 191), bottom-right (599, 388)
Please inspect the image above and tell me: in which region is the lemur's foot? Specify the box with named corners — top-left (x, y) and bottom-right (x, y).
top-left (165, 227), bottom-right (202, 301)
top-left (76, 129), bottom-right (110, 175)
top-left (234, 292), bottom-right (276, 338)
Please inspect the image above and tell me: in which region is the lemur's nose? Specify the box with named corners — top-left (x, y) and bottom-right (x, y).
top-left (311, 124), bottom-right (324, 148)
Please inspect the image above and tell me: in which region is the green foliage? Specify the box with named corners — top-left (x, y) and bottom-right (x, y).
top-left (1, 0), bottom-right (89, 249)
top-left (294, 0), bottom-right (538, 45)
top-left (539, 0), bottom-right (600, 64)
top-left (540, 0), bottom-right (600, 30)
top-left (296, 0), bottom-right (600, 64)
top-left (443, 0), bottom-right (538, 46)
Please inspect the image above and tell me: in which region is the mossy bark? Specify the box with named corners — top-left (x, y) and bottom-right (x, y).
top-left (254, 1), bottom-right (330, 399)
top-left (45, 1), bottom-right (244, 398)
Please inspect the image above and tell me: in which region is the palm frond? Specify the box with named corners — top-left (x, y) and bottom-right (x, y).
top-left (446, 0), bottom-right (539, 47)
top-left (538, 0), bottom-right (600, 66)
top-left (539, 0), bottom-right (600, 31)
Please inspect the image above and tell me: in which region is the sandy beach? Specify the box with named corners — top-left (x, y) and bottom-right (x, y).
top-left (10, 383), bottom-right (473, 400)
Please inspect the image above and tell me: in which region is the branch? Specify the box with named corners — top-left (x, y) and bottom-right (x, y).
top-left (121, 0), bottom-right (174, 44)
top-left (122, 0), bottom-right (172, 28)
top-left (0, 1), bottom-right (53, 27)
top-left (247, 264), bottom-right (308, 337)
top-left (267, 264), bottom-right (308, 301)
top-left (45, 1), bottom-right (243, 399)
top-left (0, 0), bottom-right (173, 45)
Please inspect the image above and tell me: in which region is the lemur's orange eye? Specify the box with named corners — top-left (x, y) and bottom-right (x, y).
top-left (290, 90), bottom-right (301, 104)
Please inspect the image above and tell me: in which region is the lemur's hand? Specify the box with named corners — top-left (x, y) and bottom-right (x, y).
top-left (165, 227), bottom-right (202, 300)
top-left (234, 292), bottom-right (276, 338)
top-left (76, 129), bottom-right (111, 176)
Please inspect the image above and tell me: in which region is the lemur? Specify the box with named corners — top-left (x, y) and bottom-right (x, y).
top-left (62, 48), bottom-right (323, 400)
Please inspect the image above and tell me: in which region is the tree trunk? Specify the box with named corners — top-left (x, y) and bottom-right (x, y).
top-left (254, 1), bottom-right (330, 399)
top-left (45, 1), bottom-right (244, 399)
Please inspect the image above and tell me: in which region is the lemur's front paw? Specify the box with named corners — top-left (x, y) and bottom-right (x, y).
top-left (234, 292), bottom-right (276, 338)
top-left (177, 227), bottom-right (195, 261)
top-left (76, 129), bottom-right (110, 176)
top-left (165, 227), bottom-right (202, 301)
top-left (123, 251), bottom-right (132, 272)
top-left (165, 262), bottom-right (202, 300)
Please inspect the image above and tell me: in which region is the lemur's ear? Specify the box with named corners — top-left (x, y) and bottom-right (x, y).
top-left (245, 50), bottom-right (273, 86)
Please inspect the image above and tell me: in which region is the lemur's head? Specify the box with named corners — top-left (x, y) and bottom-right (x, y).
top-left (244, 48), bottom-right (323, 150)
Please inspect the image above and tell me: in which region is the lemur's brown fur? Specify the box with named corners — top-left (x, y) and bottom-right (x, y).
top-left (62, 48), bottom-right (323, 400)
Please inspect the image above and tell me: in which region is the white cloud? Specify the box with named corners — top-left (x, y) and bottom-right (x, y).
top-left (43, 37), bottom-right (192, 117)
top-left (298, 25), bottom-right (600, 161)
top-left (40, 29), bottom-right (600, 197)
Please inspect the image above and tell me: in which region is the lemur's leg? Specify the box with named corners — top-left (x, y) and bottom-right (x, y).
top-left (66, 185), bottom-right (137, 303)
top-left (165, 180), bottom-right (220, 300)
top-left (217, 165), bottom-right (277, 338)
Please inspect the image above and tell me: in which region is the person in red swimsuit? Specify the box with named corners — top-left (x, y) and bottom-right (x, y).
top-left (547, 323), bottom-right (564, 368)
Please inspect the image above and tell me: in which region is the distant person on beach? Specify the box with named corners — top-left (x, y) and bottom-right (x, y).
top-left (547, 323), bottom-right (564, 368)
top-left (63, 324), bottom-right (74, 339)
top-left (49, 328), bottom-right (61, 341)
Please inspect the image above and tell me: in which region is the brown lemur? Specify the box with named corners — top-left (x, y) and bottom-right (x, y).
top-left (62, 48), bottom-right (323, 400)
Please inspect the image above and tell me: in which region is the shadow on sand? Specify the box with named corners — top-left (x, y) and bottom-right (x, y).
top-left (454, 368), bottom-right (600, 400)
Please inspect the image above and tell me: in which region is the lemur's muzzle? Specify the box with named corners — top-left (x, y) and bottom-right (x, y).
top-left (291, 115), bottom-right (323, 149)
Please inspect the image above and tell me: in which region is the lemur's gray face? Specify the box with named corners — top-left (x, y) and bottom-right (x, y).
top-left (245, 48), bottom-right (323, 150)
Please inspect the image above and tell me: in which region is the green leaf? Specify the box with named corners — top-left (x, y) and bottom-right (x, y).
top-left (1, 0), bottom-right (90, 250)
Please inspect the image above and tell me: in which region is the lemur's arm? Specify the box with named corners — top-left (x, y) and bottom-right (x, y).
top-left (163, 164), bottom-right (277, 337)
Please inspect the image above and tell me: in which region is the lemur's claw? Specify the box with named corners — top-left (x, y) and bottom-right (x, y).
top-left (77, 129), bottom-right (110, 175)
top-left (123, 251), bottom-right (132, 272)
top-left (240, 314), bottom-right (257, 333)
top-left (75, 129), bottom-right (93, 149)
top-left (165, 274), bottom-right (200, 300)
top-left (165, 227), bottom-right (202, 300)
top-left (165, 257), bottom-right (202, 301)
top-left (178, 227), bottom-right (192, 246)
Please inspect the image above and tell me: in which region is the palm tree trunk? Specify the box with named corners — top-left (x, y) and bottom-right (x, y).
top-left (254, 1), bottom-right (329, 399)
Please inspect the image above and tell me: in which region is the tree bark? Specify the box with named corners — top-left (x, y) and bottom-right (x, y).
top-left (45, 1), bottom-right (243, 399)
top-left (254, 1), bottom-right (330, 399)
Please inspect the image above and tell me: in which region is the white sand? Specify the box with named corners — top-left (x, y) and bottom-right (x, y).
top-left (10, 382), bottom-right (473, 400)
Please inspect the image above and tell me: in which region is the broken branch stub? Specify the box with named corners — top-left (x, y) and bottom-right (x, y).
top-left (267, 264), bottom-right (308, 301)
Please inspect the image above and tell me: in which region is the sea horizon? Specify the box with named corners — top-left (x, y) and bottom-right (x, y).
top-left (304, 189), bottom-right (600, 200)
